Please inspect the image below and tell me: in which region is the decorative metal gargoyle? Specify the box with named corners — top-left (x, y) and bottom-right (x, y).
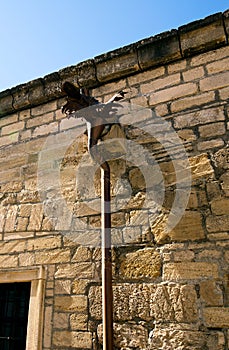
top-left (62, 81), bottom-right (126, 167)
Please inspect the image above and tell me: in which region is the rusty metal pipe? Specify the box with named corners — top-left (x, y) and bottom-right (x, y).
top-left (101, 161), bottom-right (113, 350)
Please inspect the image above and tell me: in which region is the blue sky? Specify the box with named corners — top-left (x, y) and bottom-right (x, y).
top-left (0, 0), bottom-right (228, 92)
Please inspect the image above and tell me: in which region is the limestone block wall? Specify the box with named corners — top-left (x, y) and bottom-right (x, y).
top-left (0, 10), bottom-right (229, 350)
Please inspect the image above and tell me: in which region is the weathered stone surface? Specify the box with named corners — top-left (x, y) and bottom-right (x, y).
top-left (53, 312), bottom-right (69, 329)
top-left (35, 249), bottom-right (71, 264)
top-left (151, 211), bottom-right (205, 243)
top-left (0, 240), bottom-right (26, 254)
top-left (96, 48), bottom-right (139, 82)
top-left (203, 307), bottom-right (229, 328)
top-left (189, 153), bottom-right (214, 181)
top-left (200, 71), bottom-right (229, 92)
top-left (138, 30), bottom-right (181, 69)
top-left (43, 306), bottom-right (52, 348)
top-left (89, 284), bottom-right (155, 321)
top-left (53, 330), bottom-right (92, 348)
top-left (27, 235), bottom-right (62, 251)
top-left (55, 262), bottom-right (95, 279)
top-left (0, 255), bottom-right (18, 268)
top-left (179, 14), bottom-right (226, 57)
top-left (153, 284), bottom-right (198, 322)
top-left (55, 280), bottom-right (71, 295)
top-left (55, 295), bottom-right (87, 313)
top-left (174, 106), bottom-right (225, 129)
top-left (220, 171), bottom-right (229, 196)
top-left (163, 262), bottom-right (219, 281)
top-left (119, 248), bottom-right (161, 279)
top-left (211, 198), bottom-right (229, 215)
top-left (200, 280), bottom-right (223, 306)
top-left (71, 246), bottom-right (92, 262)
top-left (77, 59), bottom-right (98, 87)
top-left (97, 322), bottom-right (148, 349)
top-left (148, 328), bottom-right (208, 350)
top-left (70, 313), bottom-right (88, 330)
top-left (213, 148), bottom-right (229, 174)
top-left (199, 122), bottom-right (226, 138)
top-left (0, 90), bottom-right (14, 116)
top-left (206, 215), bottom-right (229, 232)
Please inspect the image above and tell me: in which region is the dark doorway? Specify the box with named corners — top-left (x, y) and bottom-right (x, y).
top-left (0, 282), bottom-right (31, 350)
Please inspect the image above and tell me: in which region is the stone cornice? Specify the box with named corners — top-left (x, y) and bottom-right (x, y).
top-left (0, 10), bottom-right (228, 117)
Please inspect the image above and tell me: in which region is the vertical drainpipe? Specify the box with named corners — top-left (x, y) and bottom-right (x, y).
top-left (101, 162), bottom-right (113, 350)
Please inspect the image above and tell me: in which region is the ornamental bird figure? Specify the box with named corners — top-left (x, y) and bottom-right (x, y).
top-left (62, 81), bottom-right (126, 167)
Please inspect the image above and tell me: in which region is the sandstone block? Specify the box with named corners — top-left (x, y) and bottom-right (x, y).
top-left (119, 248), bottom-right (161, 279)
top-left (53, 330), bottom-right (92, 349)
top-left (213, 148), bottom-right (229, 172)
top-left (0, 255), bottom-right (18, 268)
top-left (72, 246), bottom-right (92, 262)
top-left (220, 172), bottom-right (229, 196)
top-left (174, 106), bottom-right (225, 128)
top-left (4, 205), bottom-right (18, 232)
top-left (35, 249), bottom-right (71, 264)
top-left (72, 280), bottom-right (89, 294)
top-left (141, 73), bottom-right (180, 94)
top-left (153, 284), bottom-right (198, 322)
top-left (219, 85), bottom-right (229, 100)
top-left (12, 84), bottom-right (30, 110)
top-left (149, 82), bottom-right (197, 105)
top-left (31, 100), bottom-right (57, 116)
top-left (95, 50), bottom-right (139, 82)
top-left (171, 91), bottom-right (215, 113)
top-left (77, 59), bottom-right (97, 87)
top-left (97, 322), bottom-right (147, 349)
top-left (206, 215), bottom-right (229, 232)
top-left (191, 46), bottom-right (229, 67)
top-left (182, 66), bottom-right (205, 81)
top-left (53, 312), bottom-right (69, 329)
top-left (179, 15), bottom-right (226, 57)
top-left (16, 217), bottom-right (28, 231)
top-left (207, 56), bottom-right (229, 74)
top-left (200, 280), bottom-right (223, 306)
top-left (199, 122), bottom-right (226, 138)
top-left (203, 307), bottom-right (229, 328)
top-left (27, 235), bottom-right (62, 251)
top-left (2, 121), bottom-right (24, 136)
top-left (0, 93), bottom-right (14, 116)
top-left (189, 153), bottom-right (214, 181)
top-left (200, 71), bottom-right (229, 92)
top-left (211, 198), bottom-right (229, 215)
top-left (163, 262), bottom-right (218, 281)
top-left (32, 121), bottom-right (58, 138)
top-left (148, 328), bottom-right (208, 350)
top-left (55, 262), bottom-right (95, 279)
top-left (0, 240), bottom-right (26, 254)
top-left (55, 280), bottom-right (71, 295)
top-left (92, 79), bottom-right (126, 97)
top-left (55, 295), bottom-right (87, 313)
top-left (197, 138), bottom-right (225, 151)
top-left (152, 211), bottom-right (205, 243)
top-left (0, 133), bottom-right (19, 147)
top-left (70, 313), bottom-right (88, 330)
top-left (43, 306), bottom-right (52, 348)
top-left (0, 113), bottom-right (18, 128)
top-left (168, 59), bottom-right (187, 73)
top-left (128, 66), bottom-right (165, 86)
top-left (26, 112), bottom-right (54, 128)
top-left (27, 204), bottom-right (43, 231)
top-left (138, 30), bottom-right (181, 69)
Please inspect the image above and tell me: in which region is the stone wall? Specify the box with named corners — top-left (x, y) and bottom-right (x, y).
top-left (0, 10), bottom-right (229, 350)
